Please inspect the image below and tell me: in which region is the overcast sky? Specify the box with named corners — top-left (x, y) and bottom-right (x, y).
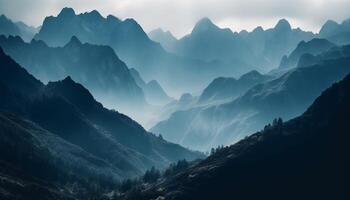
top-left (1, 0), bottom-right (350, 37)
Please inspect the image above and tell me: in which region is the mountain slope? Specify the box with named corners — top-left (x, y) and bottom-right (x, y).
top-left (0, 15), bottom-right (38, 42)
top-left (198, 70), bottom-right (271, 104)
top-left (240, 19), bottom-right (315, 68)
top-left (151, 45), bottom-right (350, 151)
top-left (127, 72), bottom-right (350, 200)
top-left (279, 38), bottom-right (336, 69)
top-left (174, 18), bottom-right (258, 72)
top-left (319, 18), bottom-right (350, 45)
top-left (0, 112), bottom-right (120, 199)
top-left (0, 35), bottom-right (146, 116)
top-left (148, 28), bottom-right (178, 52)
top-left (0, 48), bottom-right (203, 182)
top-left (130, 68), bottom-right (173, 106)
top-left (35, 8), bottom-right (256, 96)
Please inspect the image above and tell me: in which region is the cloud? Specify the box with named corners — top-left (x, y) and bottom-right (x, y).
top-left (1, 0), bottom-right (350, 37)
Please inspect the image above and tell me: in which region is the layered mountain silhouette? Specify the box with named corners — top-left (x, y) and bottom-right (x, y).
top-left (166, 18), bottom-right (315, 72)
top-left (279, 38), bottom-right (336, 69)
top-left (32, 8), bottom-right (318, 96)
top-left (319, 18), bottom-right (350, 45)
top-left (173, 18), bottom-right (258, 72)
top-left (0, 48), bottom-right (202, 198)
top-left (198, 70), bottom-right (271, 104)
top-left (34, 7), bottom-right (164, 70)
top-left (0, 35), bottom-right (147, 116)
top-left (33, 8), bottom-right (236, 96)
top-left (128, 72), bottom-right (350, 200)
top-left (148, 28), bottom-right (178, 53)
top-left (240, 19), bottom-right (315, 68)
top-left (0, 15), bottom-right (38, 42)
top-left (151, 44), bottom-right (350, 151)
top-left (130, 68), bottom-right (173, 106)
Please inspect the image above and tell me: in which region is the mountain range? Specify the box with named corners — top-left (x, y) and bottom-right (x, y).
top-left (153, 18), bottom-right (315, 72)
top-left (33, 8), bottom-right (214, 96)
top-left (130, 68), bottom-right (173, 106)
top-left (279, 38), bottom-right (337, 69)
top-left (31, 8), bottom-right (320, 96)
top-left (319, 18), bottom-right (350, 45)
top-left (197, 70), bottom-right (272, 104)
top-left (0, 48), bottom-right (202, 198)
top-left (0, 14), bottom-right (39, 42)
top-left (0, 8), bottom-right (349, 199)
top-left (2, 10), bottom-right (350, 96)
top-left (124, 71), bottom-right (350, 200)
top-left (0, 35), bottom-right (148, 117)
top-left (148, 28), bottom-right (178, 53)
top-left (151, 43), bottom-right (350, 151)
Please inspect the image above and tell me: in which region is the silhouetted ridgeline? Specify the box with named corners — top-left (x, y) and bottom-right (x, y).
top-left (152, 44), bottom-right (350, 151)
top-left (0, 48), bottom-right (203, 199)
top-left (120, 73), bottom-right (350, 200)
top-left (0, 8), bottom-right (350, 200)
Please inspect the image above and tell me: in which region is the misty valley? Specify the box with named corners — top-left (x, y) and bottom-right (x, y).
top-left (0, 4), bottom-right (349, 200)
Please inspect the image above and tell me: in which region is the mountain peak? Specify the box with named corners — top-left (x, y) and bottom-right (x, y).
top-left (275, 19), bottom-right (292, 31)
top-left (192, 17), bottom-right (218, 33)
top-left (324, 19), bottom-right (339, 27)
top-left (239, 70), bottom-right (264, 81)
top-left (122, 18), bottom-right (142, 29)
top-left (84, 10), bottom-right (103, 20)
top-left (0, 14), bottom-right (9, 20)
top-left (179, 93), bottom-right (193, 102)
top-left (149, 28), bottom-right (177, 40)
top-left (151, 28), bottom-right (164, 33)
top-left (58, 7), bottom-right (75, 18)
top-left (319, 20), bottom-right (339, 36)
top-left (253, 26), bottom-right (264, 33)
top-left (106, 14), bottom-right (121, 23)
top-left (65, 36), bottom-right (82, 47)
top-left (30, 39), bottom-right (48, 48)
top-left (63, 76), bottom-right (74, 82)
top-left (197, 17), bottom-right (214, 26)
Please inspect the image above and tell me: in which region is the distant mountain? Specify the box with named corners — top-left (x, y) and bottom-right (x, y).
top-left (14, 21), bottom-right (40, 42)
top-left (172, 18), bottom-right (316, 73)
top-left (130, 68), bottom-right (173, 106)
top-left (0, 15), bottom-right (38, 42)
top-left (297, 43), bottom-right (350, 68)
top-left (0, 15), bottom-right (20, 37)
top-left (150, 93), bottom-right (199, 131)
top-left (243, 19), bottom-right (315, 68)
top-left (319, 18), bottom-right (350, 45)
top-left (198, 70), bottom-right (271, 104)
top-left (129, 72), bottom-right (350, 200)
top-left (174, 18), bottom-right (258, 72)
top-left (33, 8), bottom-right (323, 95)
top-left (34, 7), bottom-right (165, 70)
top-left (144, 80), bottom-right (174, 106)
top-left (0, 47), bottom-right (202, 191)
top-left (151, 44), bottom-right (350, 151)
top-left (33, 8), bottom-right (239, 96)
top-left (0, 35), bottom-right (147, 116)
top-left (148, 28), bottom-right (178, 52)
top-left (279, 38), bottom-right (336, 69)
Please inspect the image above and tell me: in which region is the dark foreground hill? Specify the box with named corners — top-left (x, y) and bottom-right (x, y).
top-left (123, 72), bottom-right (350, 200)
